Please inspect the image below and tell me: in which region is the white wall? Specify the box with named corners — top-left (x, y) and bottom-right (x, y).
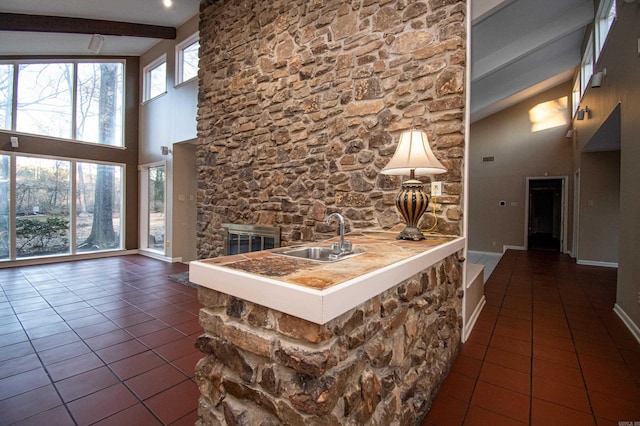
top-left (139, 14), bottom-right (199, 261)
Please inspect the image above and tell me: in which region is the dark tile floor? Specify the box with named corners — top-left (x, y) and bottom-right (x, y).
top-left (423, 250), bottom-right (640, 426)
top-left (0, 255), bottom-right (199, 426)
top-left (2, 252), bottom-right (639, 426)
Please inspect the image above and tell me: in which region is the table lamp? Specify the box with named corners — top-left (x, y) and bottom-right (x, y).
top-left (380, 129), bottom-right (447, 240)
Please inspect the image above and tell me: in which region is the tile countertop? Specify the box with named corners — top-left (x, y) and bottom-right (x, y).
top-left (189, 231), bottom-right (466, 324)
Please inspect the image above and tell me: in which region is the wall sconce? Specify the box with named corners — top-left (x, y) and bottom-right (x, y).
top-left (576, 106), bottom-right (590, 121)
top-left (161, 146), bottom-right (172, 155)
top-left (88, 34), bottom-right (104, 54)
top-left (380, 129), bottom-right (447, 240)
top-left (591, 68), bottom-right (606, 88)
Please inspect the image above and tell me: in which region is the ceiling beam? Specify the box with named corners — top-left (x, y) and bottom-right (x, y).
top-left (0, 13), bottom-right (176, 39)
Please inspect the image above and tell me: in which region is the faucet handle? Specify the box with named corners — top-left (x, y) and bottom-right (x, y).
top-left (342, 240), bottom-right (352, 253)
top-left (331, 242), bottom-right (341, 255)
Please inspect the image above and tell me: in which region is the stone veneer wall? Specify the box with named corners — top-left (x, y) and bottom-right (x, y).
top-left (195, 253), bottom-right (463, 424)
top-left (196, 0), bottom-right (467, 259)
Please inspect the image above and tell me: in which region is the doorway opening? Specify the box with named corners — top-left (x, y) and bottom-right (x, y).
top-left (526, 178), bottom-right (565, 251)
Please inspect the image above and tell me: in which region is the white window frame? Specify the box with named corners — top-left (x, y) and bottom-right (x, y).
top-left (571, 76), bottom-right (581, 117)
top-left (580, 33), bottom-right (594, 96)
top-left (175, 32), bottom-right (200, 86)
top-left (595, 0), bottom-right (616, 63)
top-left (139, 161), bottom-right (167, 256)
top-left (143, 54), bottom-right (167, 102)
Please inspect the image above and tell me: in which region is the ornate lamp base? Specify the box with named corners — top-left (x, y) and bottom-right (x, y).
top-left (395, 179), bottom-right (429, 241)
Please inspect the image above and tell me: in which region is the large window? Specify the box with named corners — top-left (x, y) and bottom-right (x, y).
top-left (580, 33), bottom-right (594, 97)
top-left (0, 154), bottom-right (123, 261)
top-left (0, 64), bottom-right (13, 131)
top-left (176, 33), bottom-right (200, 84)
top-left (1, 61), bottom-right (124, 146)
top-left (143, 55), bottom-right (167, 101)
top-left (595, 0), bottom-right (616, 63)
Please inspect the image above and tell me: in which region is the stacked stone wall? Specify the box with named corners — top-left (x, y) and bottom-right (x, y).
top-left (195, 253), bottom-right (463, 425)
top-left (196, 0), bottom-right (467, 259)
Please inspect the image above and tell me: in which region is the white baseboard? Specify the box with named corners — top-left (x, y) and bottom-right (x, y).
top-left (576, 259), bottom-right (618, 268)
top-left (0, 249), bottom-right (139, 269)
top-left (463, 296), bottom-right (486, 342)
top-left (613, 304), bottom-right (640, 344)
top-left (468, 250), bottom-right (502, 257)
top-left (503, 245), bottom-right (526, 253)
top-left (138, 249), bottom-right (182, 263)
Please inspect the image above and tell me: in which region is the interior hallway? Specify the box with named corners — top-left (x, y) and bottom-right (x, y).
top-left (424, 250), bottom-right (640, 425)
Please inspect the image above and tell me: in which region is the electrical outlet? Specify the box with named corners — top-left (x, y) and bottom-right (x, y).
top-left (431, 181), bottom-right (442, 197)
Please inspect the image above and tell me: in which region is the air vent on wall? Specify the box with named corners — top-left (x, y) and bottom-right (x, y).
top-left (482, 156), bottom-right (495, 162)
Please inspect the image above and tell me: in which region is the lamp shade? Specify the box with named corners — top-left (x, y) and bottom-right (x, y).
top-left (380, 130), bottom-right (446, 176)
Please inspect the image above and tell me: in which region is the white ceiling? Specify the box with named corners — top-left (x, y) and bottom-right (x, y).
top-left (0, 0), bottom-right (200, 56)
top-left (0, 0), bottom-right (591, 122)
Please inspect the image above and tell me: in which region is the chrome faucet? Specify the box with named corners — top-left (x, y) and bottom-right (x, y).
top-left (326, 213), bottom-right (352, 255)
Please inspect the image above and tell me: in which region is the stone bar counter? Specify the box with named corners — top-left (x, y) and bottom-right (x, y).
top-left (190, 232), bottom-right (465, 425)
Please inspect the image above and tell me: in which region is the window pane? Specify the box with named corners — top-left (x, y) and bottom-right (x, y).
top-left (148, 62), bottom-right (166, 100)
top-left (182, 41), bottom-right (199, 82)
top-left (16, 156), bottom-right (70, 258)
top-left (0, 155), bottom-right (9, 260)
top-left (76, 162), bottom-right (122, 252)
top-left (148, 165), bottom-right (165, 251)
top-left (17, 63), bottom-right (73, 139)
top-left (76, 63), bottom-right (124, 146)
top-left (0, 64), bottom-right (13, 130)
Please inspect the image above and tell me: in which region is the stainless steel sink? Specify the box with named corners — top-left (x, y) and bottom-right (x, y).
top-left (272, 246), bottom-right (364, 263)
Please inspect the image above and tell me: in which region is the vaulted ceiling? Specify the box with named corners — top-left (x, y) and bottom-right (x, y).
top-left (0, 0), bottom-right (592, 122)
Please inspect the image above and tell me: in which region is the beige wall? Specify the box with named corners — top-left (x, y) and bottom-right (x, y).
top-left (172, 142), bottom-right (198, 262)
top-left (469, 82), bottom-right (574, 253)
top-left (577, 151), bottom-right (619, 263)
top-left (572, 7), bottom-right (640, 333)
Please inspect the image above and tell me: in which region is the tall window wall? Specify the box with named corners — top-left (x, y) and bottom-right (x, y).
top-left (1, 59), bottom-right (129, 262)
top-left (0, 154), bottom-right (123, 261)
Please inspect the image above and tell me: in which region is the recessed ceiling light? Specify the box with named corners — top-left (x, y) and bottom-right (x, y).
top-left (163, 0), bottom-right (173, 8)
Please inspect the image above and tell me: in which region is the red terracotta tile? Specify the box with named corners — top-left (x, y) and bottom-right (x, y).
top-left (11, 405), bottom-right (75, 426)
top-left (450, 354), bottom-right (483, 379)
top-left (423, 393), bottom-right (467, 426)
top-left (459, 341), bottom-right (487, 361)
top-left (463, 404), bottom-right (528, 426)
top-left (490, 334), bottom-right (532, 357)
top-left (574, 339), bottom-right (624, 362)
top-left (171, 351), bottom-right (204, 378)
top-left (144, 380), bottom-right (200, 424)
top-left (0, 353), bottom-right (42, 379)
top-left (109, 350), bottom-right (167, 381)
top-left (532, 376), bottom-right (591, 413)
top-left (154, 337), bottom-right (197, 362)
top-left (124, 319), bottom-right (168, 338)
top-left (158, 310), bottom-right (197, 327)
top-left (84, 329), bottom-right (134, 351)
top-left (580, 355), bottom-right (640, 400)
top-left (0, 384), bottom-right (63, 425)
top-left (47, 352), bottom-right (105, 381)
top-left (437, 370), bottom-right (476, 403)
top-left (92, 403), bottom-right (162, 426)
top-left (74, 321), bottom-right (122, 339)
top-left (55, 366), bottom-right (120, 402)
top-left (168, 409), bottom-right (199, 426)
top-left (531, 398), bottom-right (596, 426)
top-left (467, 328), bottom-right (492, 346)
top-left (0, 367), bottom-right (51, 400)
top-left (125, 363), bottom-right (188, 400)
top-left (532, 344), bottom-right (579, 368)
top-left (532, 358), bottom-right (584, 388)
top-left (38, 341), bottom-right (92, 365)
top-left (470, 381), bottom-right (530, 424)
top-left (484, 347), bottom-right (531, 374)
top-left (0, 341), bottom-right (34, 363)
top-left (479, 362), bottom-right (530, 395)
top-left (67, 383), bottom-right (138, 425)
top-left (111, 312), bottom-right (155, 328)
top-left (138, 327), bottom-right (185, 348)
top-left (97, 339), bottom-right (148, 364)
